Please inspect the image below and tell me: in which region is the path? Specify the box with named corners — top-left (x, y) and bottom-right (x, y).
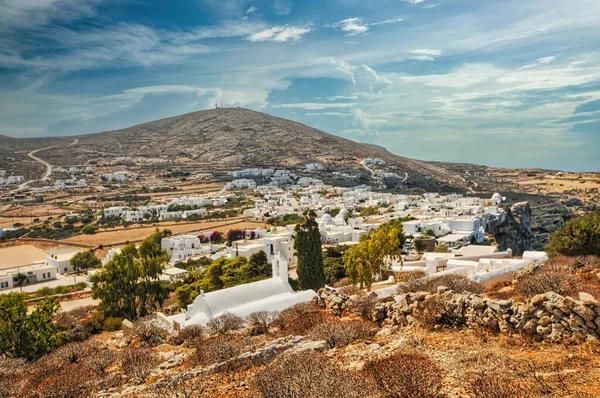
top-left (58, 296), bottom-right (99, 312)
top-left (18, 139), bottom-right (78, 190)
top-left (359, 159), bottom-right (377, 177)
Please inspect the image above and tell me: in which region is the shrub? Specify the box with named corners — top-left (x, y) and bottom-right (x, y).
top-left (150, 375), bottom-right (207, 398)
top-left (346, 293), bottom-right (377, 321)
top-left (206, 313), bottom-right (245, 335)
top-left (177, 325), bottom-right (205, 346)
top-left (49, 341), bottom-right (96, 364)
top-left (364, 353), bottom-right (444, 398)
top-left (274, 302), bottom-right (325, 335)
top-left (310, 318), bottom-right (376, 349)
top-left (82, 350), bottom-right (116, 375)
top-left (253, 352), bottom-right (369, 398)
top-left (120, 348), bottom-right (159, 384)
top-left (468, 372), bottom-right (534, 398)
top-left (574, 255), bottom-right (600, 271)
top-left (402, 274), bottom-right (486, 294)
top-left (190, 334), bottom-right (250, 368)
top-left (337, 284), bottom-right (362, 295)
top-left (395, 270), bottom-right (428, 284)
top-left (546, 210), bottom-right (600, 256)
top-left (103, 316), bottom-right (124, 331)
top-left (36, 363), bottom-right (98, 398)
top-left (247, 310), bottom-right (277, 335)
top-left (128, 317), bottom-right (172, 346)
top-left (515, 262), bottom-right (577, 298)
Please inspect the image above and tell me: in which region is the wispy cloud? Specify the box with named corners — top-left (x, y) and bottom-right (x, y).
top-left (400, 0), bottom-right (426, 4)
top-left (410, 48), bottom-right (443, 60)
top-left (331, 16), bottom-right (403, 35)
top-left (332, 18), bottom-right (369, 35)
top-left (0, 0), bottom-right (102, 31)
top-left (370, 17), bottom-right (405, 26)
top-left (319, 57), bottom-right (392, 91)
top-left (246, 25), bottom-right (311, 42)
top-left (246, 6), bottom-right (257, 14)
top-left (271, 102), bottom-right (356, 110)
top-left (537, 56), bottom-right (556, 64)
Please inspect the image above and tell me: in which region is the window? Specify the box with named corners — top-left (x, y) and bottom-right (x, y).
top-left (0, 282), bottom-right (8, 289)
top-left (64, 268), bottom-right (68, 273)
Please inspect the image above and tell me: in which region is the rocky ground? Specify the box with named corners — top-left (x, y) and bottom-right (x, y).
top-left (7, 255), bottom-right (600, 398)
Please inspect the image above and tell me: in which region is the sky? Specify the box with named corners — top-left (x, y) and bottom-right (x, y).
top-left (0, 0), bottom-right (599, 171)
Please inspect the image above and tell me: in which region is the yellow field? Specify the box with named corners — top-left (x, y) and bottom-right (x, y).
top-left (515, 177), bottom-right (600, 194)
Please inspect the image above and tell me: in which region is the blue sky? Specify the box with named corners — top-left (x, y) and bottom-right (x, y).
top-left (0, 0), bottom-right (599, 171)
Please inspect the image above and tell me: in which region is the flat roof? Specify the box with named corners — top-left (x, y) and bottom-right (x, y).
top-left (0, 245), bottom-right (46, 270)
top-left (46, 247), bottom-right (82, 261)
top-left (1, 262), bottom-right (55, 275)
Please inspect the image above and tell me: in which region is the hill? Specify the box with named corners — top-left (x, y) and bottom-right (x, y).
top-left (4, 108), bottom-right (466, 191)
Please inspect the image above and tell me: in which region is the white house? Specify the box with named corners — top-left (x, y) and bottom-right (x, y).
top-left (161, 235), bottom-right (210, 263)
top-left (102, 247), bottom-right (122, 266)
top-left (103, 206), bottom-right (128, 218)
top-left (0, 263), bottom-right (57, 291)
top-left (45, 248), bottom-right (83, 274)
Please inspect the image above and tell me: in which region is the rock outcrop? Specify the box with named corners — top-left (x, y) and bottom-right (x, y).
top-left (316, 287), bottom-right (600, 344)
top-left (486, 201), bottom-right (533, 255)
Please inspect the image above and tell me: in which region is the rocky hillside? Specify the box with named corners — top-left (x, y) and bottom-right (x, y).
top-left (6, 108), bottom-right (466, 191)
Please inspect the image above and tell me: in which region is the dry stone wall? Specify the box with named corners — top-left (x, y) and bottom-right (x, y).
top-left (315, 287), bottom-right (600, 344)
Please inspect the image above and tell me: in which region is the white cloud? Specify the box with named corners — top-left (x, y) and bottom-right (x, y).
top-left (400, 0), bottom-right (426, 4)
top-left (0, 0), bottom-right (102, 31)
top-left (332, 18), bottom-right (369, 36)
top-left (319, 57), bottom-right (392, 91)
top-left (271, 102), bottom-right (356, 110)
top-left (0, 20), bottom-right (269, 71)
top-left (537, 56), bottom-right (556, 64)
top-left (410, 49), bottom-right (442, 56)
top-left (246, 25), bottom-right (311, 42)
top-left (396, 63), bottom-right (503, 89)
top-left (246, 6), bottom-right (257, 14)
top-left (370, 17), bottom-right (405, 26)
top-left (409, 49), bottom-right (442, 61)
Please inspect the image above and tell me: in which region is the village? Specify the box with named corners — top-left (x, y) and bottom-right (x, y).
top-left (1, 159), bottom-right (543, 308)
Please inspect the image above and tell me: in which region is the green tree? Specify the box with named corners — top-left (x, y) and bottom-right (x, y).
top-left (0, 293), bottom-right (67, 361)
top-left (70, 250), bottom-right (101, 272)
top-left (175, 284), bottom-right (199, 308)
top-left (82, 224), bottom-right (98, 234)
top-left (248, 250), bottom-right (270, 277)
top-left (294, 210), bottom-right (325, 290)
top-left (90, 230), bottom-right (170, 320)
top-left (14, 273), bottom-right (27, 293)
top-left (323, 257), bottom-right (346, 285)
top-left (414, 239), bottom-right (426, 253)
top-left (422, 229), bottom-right (437, 237)
top-left (546, 210), bottom-right (600, 256)
top-left (344, 221), bottom-right (404, 290)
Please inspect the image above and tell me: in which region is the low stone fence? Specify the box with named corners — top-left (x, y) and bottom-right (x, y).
top-left (315, 287), bottom-right (600, 344)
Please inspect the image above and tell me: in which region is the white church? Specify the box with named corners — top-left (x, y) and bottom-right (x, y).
top-left (168, 253), bottom-right (317, 328)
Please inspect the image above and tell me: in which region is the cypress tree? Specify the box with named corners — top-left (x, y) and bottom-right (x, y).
top-left (294, 210), bottom-right (325, 290)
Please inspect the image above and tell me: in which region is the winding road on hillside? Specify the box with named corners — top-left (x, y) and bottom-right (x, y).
top-left (360, 159), bottom-right (410, 182)
top-left (18, 139), bottom-right (78, 190)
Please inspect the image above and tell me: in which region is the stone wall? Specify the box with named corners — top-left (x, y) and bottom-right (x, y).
top-left (315, 287), bottom-right (600, 344)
